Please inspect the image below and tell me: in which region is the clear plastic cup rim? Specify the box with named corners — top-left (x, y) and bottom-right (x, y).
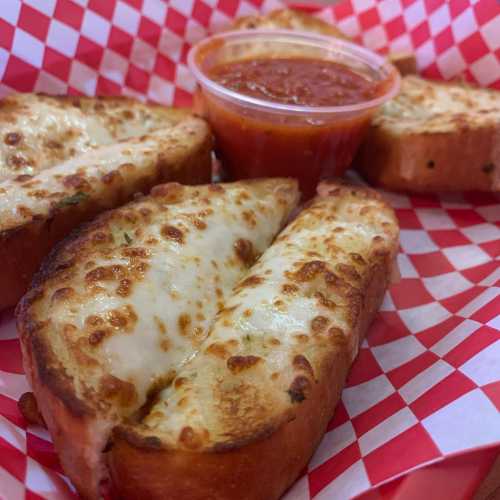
top-left (188, 29), bottom-right (401, 116)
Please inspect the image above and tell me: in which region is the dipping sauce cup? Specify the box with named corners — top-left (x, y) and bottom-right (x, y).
top-left (188, 30), bottom-right (400, 199)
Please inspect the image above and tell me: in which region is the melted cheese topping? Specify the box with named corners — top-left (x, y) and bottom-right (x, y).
top-left (30, 179), bottom-right (299, 417)
top-left (0, 117), bottom-right (208, 231)
top-left (231, 8), bottom-right (347, 38)
top-left (137, 185), bottom-right (398, 449)
top-left (377, 75), bottom-right (500, 134)
top-left (0, 94), bottom-right (189, 181)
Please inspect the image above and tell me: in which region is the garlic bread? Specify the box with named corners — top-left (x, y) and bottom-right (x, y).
top-left (17, 178), bottom-right (299, 499)
top-left (0, 116), bottom-right (212, 309)
top-left (109, 182), bottom-right (399, 500)
top-left (356, 75), bottom-right (500, 192)
top-left (0, 93), bottom-right (191, 182)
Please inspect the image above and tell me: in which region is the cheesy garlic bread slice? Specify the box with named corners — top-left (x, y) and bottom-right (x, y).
top-left (17, 178), bottom-right (299, 499)
top-left (110, 182), bottom-right (399, 500)
top-left (0, 116), bottom-right (212, 309)
top-left (355, 75), bottom-right (500, 191)
top-left (0, 93), bottom-right (191, 181)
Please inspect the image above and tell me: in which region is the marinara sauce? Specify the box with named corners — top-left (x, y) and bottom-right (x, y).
top-left (209, 58), bottom-right (382, 107)
top-left (201, 56), bottom-right (393, 199)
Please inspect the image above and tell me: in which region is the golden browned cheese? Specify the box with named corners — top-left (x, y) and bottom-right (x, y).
top-left (0, 93), bottom-right (191, 181)
top-left (230, 8), bottom-right (349, 39)
top-left (17, 178), bottom-right (299, 499)
top-left (109, 182), bottom-right (399, 500)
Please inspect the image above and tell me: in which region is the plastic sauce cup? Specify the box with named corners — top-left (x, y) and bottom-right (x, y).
top-left (188, 30), bottom-right (400, 199)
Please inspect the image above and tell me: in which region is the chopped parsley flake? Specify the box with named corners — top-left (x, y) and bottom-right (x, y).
top-left (56, 191), bottom-right (89, 208)
top-left (124, 232), bottom-right (133, 245)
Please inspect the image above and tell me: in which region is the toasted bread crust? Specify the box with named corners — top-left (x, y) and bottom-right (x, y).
top-left (17, 392), bottom-right (44, 426)
top-left (18, 278), bottom-right (104, 499)
top-left (1, 117), bottom-right (212, 310)
top-left (387, 52), bottom-right (417, 76)
top-left (356, 76), bottom-right (500, 192)
top-left (357, 124), bottom-right (499, 192)
top-left (19, 333), bottom-right (105, 499)
top-left (108, 182), bottom-right (398, 500)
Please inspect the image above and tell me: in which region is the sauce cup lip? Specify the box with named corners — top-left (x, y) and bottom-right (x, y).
top-left (188, 29), bottom-right (401, 116)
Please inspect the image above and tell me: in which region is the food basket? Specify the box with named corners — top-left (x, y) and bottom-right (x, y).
top-left (0, 0), bottom-right (498, 498)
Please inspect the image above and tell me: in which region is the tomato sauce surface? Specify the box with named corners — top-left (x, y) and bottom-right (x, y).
top-left (209, 57), bottom-right (381, 107)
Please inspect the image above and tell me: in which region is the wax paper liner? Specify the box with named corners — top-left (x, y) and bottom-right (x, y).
top-left (0, 0), bottom-right (499, 498)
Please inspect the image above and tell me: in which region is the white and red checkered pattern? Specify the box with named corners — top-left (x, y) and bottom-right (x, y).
top-left (0, 0), bottom-right (284, 103)
top-left (319, 0), bottom-right (500, 88)
top-left (288, 189), bottom-right (500, 500)
top-left (0, 0), bottom-right (499, 499)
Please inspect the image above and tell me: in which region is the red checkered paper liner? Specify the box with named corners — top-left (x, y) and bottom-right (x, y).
top-left (0, 0), bottom-right (499, 498)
